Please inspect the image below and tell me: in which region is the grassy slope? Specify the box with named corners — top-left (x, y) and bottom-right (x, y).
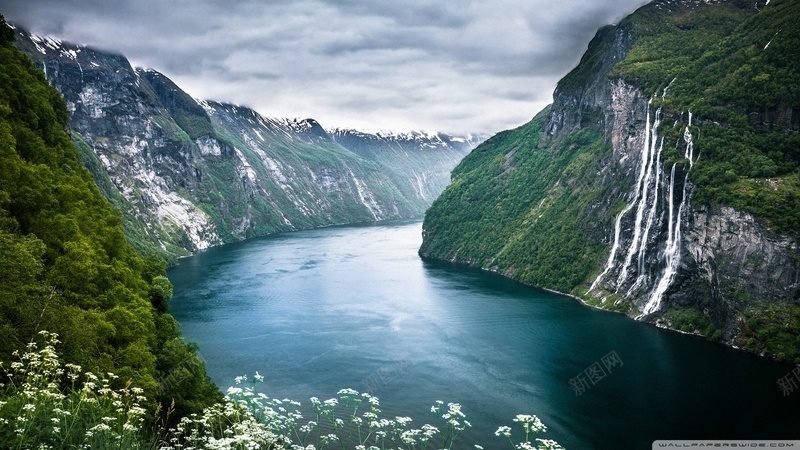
top-left (420, 107), bottom-right (611, 296)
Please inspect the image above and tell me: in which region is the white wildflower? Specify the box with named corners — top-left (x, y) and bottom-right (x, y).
top-left (227, 386), bottom-right (243, 396)
top-left (496, 426), bottom-right (512, 438)
top-left (395, 416), bottom-right (412, 427)
top-left (535, 438), bottom-right (565, 450)
top-left (515, 414), bottom-right (546, 434)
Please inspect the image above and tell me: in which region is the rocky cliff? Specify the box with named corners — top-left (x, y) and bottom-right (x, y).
top-left (13, 29), bottom-right (475, 260)
top-left (420, 0), bottom-right (800, 361)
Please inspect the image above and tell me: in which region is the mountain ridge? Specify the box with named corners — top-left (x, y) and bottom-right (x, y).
top-left (12, 26), bottom-right (478, 261)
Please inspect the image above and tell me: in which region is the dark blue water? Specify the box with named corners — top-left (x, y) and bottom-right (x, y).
top-left (169, 219), bottom-right (800, 449)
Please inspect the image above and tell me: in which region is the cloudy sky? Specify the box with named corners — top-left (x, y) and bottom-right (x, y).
top-left (1, 0), bottom-right (649, 135)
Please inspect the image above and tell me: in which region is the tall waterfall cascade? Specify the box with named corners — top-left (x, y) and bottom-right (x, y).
top-left (588, 100), bottom-right (697, 316)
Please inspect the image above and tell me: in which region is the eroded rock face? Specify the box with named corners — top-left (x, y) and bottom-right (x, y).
top-left (677, 206), bottom-right (800, 337)
top-left (21, 33), bottom-right (223, 253)
top-left (545, 25), bottom-right (634, 138)
top-left (15, 28), bottom-right (475, 259)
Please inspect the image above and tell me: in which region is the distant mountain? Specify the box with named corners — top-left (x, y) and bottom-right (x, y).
top-left (420, 0), bottom-right (800, 362)
top-left (329, 128), bottom-right (485, 203)
top-left (13, 28), bottom-right (477, 260)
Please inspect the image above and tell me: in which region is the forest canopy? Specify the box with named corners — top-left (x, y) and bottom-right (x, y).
top-left (0, 15), bottom-right (220, 420)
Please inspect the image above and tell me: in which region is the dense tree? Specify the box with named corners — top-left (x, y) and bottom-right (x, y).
top-left (0, 15), bottom-right (221, 421)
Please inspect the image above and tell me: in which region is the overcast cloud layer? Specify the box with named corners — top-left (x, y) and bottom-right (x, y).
top-left (1, 0), bottom-right (649, 135)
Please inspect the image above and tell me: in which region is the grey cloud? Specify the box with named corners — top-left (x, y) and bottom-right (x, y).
top-left (318, 0), bottom-right (476, 28)
top-left (0, 0), bottom-right (650, 135)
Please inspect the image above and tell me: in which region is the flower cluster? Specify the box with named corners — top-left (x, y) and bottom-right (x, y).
top-left (494, 414), bottom-right (564, 450)
top-left (0, 331), bottom-right (149, 449)
top-left (0, 331), bottom-right (564, 450)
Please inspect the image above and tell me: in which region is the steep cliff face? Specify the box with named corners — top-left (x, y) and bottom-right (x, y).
top-left (421, 0), bottom-right (800, 361)
top-left (15, 31), bottom-right (232, 255)
top-left (14, 29), bottom-right (474, 260)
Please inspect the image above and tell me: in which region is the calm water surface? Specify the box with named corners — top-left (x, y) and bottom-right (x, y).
top-left (169, 219), bottom-right (799, 449)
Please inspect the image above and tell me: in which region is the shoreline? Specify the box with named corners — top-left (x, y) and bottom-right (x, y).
top-left (418, 251), bottom-right (792, 366)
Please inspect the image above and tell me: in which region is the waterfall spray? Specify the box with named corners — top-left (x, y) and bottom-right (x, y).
top-left (617, 106), bottom-right (662, 287)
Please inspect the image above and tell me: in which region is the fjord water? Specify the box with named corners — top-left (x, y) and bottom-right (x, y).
top-left (169, 220), bottom-right (799, 449)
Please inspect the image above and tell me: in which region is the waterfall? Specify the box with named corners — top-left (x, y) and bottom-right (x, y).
top-left (588, 199), bottom-right (635, 295)
top-left (587, 102), bottom-right (656, 295)
top-left (683, 120), bottom-right (694, 167)
top-left (643, 122), bottom-right (695, 315)
top-left (628, 136), bottom-right (663, 296)
top-left (617, 106), bottom-right (662, 287)
top-left (661, 78), bottom-right (676, 100)
top-left (589, 99), bottom-right (697, 316)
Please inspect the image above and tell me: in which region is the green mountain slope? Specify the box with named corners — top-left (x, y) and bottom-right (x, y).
top-left (0, 16), bottom-right (220, 419)
top-left (420, 106), bottom-right (609, 293)
top-left (420, 0), bottom-right (800, 361)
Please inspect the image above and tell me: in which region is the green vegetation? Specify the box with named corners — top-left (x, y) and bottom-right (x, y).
top-left (138, 70), bottom-right (216, 140)
top-left (0, 16), bottom-right (562, 448)
top-left (420, 107), bottom-right (608, 294)
top-left (204, 108), bottom-right (425, 238)
top-left (0, 332), bottom-right (564, 449)
top-left (738, 303), bottom-right (800, 362)
top-left (421, 0), bottom-right (799, 361)
top-left (661, 307), bottom-right (721, 341)
top-left (0, 15), bottom-right (219, 426)
top-left (612, 0), bottom-right (800, 235)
